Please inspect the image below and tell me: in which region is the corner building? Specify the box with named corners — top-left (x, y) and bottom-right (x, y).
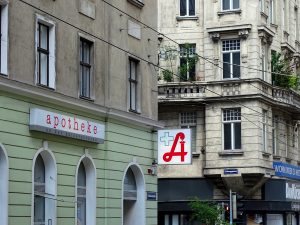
top-left (158, 0), bottom-right (300, 225)
top-left (0, 0), bottom-right (159, 225)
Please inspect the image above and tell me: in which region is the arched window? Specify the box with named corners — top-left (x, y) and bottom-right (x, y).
top-left (33, 150), bottom-right (56, 225)
top-left (0, 144), bottom-right (8, 225)
top-left (123, 164), bottom-right (145, 225)
top-left (76, 156), bottom-right (96, 225)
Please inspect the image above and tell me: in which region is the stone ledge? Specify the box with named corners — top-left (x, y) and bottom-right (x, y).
top-left (176, 16), bottom-right (199, 21)
top-left (217, 9), bottom-right (242, 16)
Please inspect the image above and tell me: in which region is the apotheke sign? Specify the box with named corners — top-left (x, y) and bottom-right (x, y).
top-left (29, 108), bottom-right (105, 143)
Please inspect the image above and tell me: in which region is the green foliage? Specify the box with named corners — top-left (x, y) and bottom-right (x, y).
top-left (159, 43), bottom-right (199, 82)
top-left (189, 198), bottom-right (228, 225)
top-left (271, 52), bottom-right (299, 89)
top-left (162, 69), bottom-right (173, 82)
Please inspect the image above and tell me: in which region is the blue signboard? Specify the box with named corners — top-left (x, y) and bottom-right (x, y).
top-left (147, 191), bottom-right (157, 201)
top-left (273, 162), bottom-right (300, 180)
top-left (224, 168), bottom-right (238, 175)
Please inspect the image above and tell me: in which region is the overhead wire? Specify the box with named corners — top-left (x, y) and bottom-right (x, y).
top-left (16, 0), bottom-right (300, 132)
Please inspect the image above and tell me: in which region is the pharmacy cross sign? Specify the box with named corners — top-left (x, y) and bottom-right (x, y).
top-left (157, 129), bottom-right (192, 165)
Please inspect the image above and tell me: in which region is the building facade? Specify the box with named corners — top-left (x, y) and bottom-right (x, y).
top-left (0, 0), bottom-right (159, 225)
top-left (158, 0), bottom-right (300, 224)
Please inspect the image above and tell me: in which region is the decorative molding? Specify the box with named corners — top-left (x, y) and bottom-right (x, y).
top-left (258, 25), bottom-right (275, 44)
top-left (207, 24), bottom-right (251, 41)
top-left (210, 32), bottom-right (220, 42)
top-left (238, 29), bottom-right (249, 39)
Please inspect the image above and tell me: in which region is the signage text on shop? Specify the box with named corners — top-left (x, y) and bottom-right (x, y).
top-left (29, 108), bottom-right (105, 143)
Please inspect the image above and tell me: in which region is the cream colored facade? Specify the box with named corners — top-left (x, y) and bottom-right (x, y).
top-left (158, 0), bottom-right (300, 223)
top-left (0, 0), bottom-right (160, 225)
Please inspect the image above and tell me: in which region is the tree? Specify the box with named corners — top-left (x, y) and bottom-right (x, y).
top-left (271, 51), bottom-right (299, 89)
top-left (189, 198), bottom-right (228, 225)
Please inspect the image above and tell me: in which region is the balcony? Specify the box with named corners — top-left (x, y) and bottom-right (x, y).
top-left (158, 80), bottom-right (300, 112)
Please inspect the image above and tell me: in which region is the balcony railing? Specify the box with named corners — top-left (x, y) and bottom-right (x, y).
top-left (158, 80), bottom-right (300, 110)
top-left (158, 83), bottom-right (206, 99)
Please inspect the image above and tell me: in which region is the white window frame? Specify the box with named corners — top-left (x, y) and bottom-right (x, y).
top-left (0, 2), bottom-right (8, 76)
top-left (35, 14), bottom-right (56, 89)
top-left (75, 155), bottom-right (96, 225)
top-left (122, 163), bottom-right (145, 225)
top-left (128, 57), bottom-right (140, 113)
top-left (261, 44), bottom-right (268, 81)
top-left (179, 0), bottom-right (195, 17)
top-left (295, 7), bottom-right (299, 41)
top-left (222, 108), bottom-right (241, 150)
top-left (222, 39), bottom-right (241, 79)
top-left (179, 44), bottom-right (196, 81)
top-left (79, 34), bottom-right (94, 100)
top-left (31, 148), bottom-right (57, 225)
top-left (179, 112), bottom-right (197, 152)
top-left (0, 143), bottom-right (8, 225)
top-left (269, 0), bottom-right (274, 24)
top-left (272, 116), bottom-right (278, 155)
top-left (260, 0), bottom-right (265, 13)
top-left (221, 0), bottom-right (240, 11)
top-left (262, 110), bottom-right (268, 152)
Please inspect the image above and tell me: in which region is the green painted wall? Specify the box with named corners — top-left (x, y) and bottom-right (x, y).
top-left (0, 93), bottom-right (157, 225)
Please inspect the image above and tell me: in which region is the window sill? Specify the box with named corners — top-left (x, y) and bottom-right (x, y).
top-left (260, 11), bottom-right (268, 19)
top-left (127, 0), bottom-right (144, 8)
top-left (36, 83), bottom-right (55, 91)
top-left (273, 155), bottom-right (281, 160)
top-left (286, 157), bottom-right (292, 163)
top-left (192, 152), bottom-right (200, 157)
top-left (218, 150), bottom-right (244, 156)
top-left (270, 23), bottom-right (278, 29)
top-left (129, 109), bottom-right (141, 114)
top-left (79, 95), bottom-right (94, 102)
top-left (176, 16), bottom-right (199, 21)
top-left (262, 152), bottom-right (271, 158)
top-left (217, 9), bottom-right (242, 16)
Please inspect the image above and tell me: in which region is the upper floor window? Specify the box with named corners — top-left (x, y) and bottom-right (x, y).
top-left (76, 157), bottom-right (96, 225)
top-left (272, 116), bottom-right (278, 155)
top-left (222, 40), bottom-right (240, 79)
top-left (33, 151), bottom-right (56, 225)
top-left (180, 0), bottom-right (195, 16)
top-left (223, 108), bottom-right (241, 150)
top-left (180, 112), bottom-right (197, 152)
top-left (0, 3), bottom-right (8, 75)
top-left (260, 0), bottom-right (265, 13)
top-left (36, 15), bottom-right (56, 89)
top-left (0, 144), bottom-right (8, 225)
top-left (261, 44), bottom-right (268, 81)
top-left (262, 110), bottom-right (268, 152)
top-left (80, 38), bottom-right (93, 99)
top-left (295, 7), bottom-right (299, 40)
top-left (269, 0), bottom-right (274, 24)
top-left (128, 58), bottom-right (139, 112)
top-left (179, 44), bottom-right (196, 81)
top-left (222, 0), bottom-right (239, 11)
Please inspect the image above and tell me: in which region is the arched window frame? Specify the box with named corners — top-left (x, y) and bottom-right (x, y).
top-left (0, 143), bottom-right (9, 225)
top-left (122, 162), bottom-right (146, 225)
top-left (75, 155), bottom-right (96, 225)
top-left (31, 148), bottom-right (57, 225)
